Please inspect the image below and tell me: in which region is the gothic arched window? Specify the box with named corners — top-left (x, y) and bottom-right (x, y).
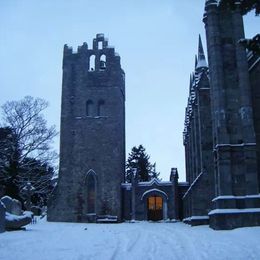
top-left (86, 173), bottom-right (96, 213)
top-left (86, 100), bottom-right (94, 116)
top-left (97, 100), bottom-right (105, 116)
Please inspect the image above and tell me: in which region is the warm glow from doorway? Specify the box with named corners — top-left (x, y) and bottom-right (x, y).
top-left (148, 196), bottom-right (163, 210)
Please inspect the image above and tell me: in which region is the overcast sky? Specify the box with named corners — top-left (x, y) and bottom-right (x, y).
top-left (0, 1), bottom-right (259, 181)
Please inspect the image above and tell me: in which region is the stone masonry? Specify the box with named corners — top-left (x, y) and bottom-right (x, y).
top-left (183, 0), bottom-right (260, 230)
top-left (47, 34), bottom-right (125, 222)
top-left (204, 0), bottom-right (260, 230)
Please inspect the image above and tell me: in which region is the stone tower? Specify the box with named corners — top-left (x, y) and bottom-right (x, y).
top-left (48, 34), bottom-right (125, 222)
top-left (203, 1), bottom-right (260, 229)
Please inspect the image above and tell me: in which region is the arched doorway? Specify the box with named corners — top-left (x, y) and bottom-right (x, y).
top-left (147, 196), bottom-right (163, 221)
top-left (141, 188), bottom-right (168, 221)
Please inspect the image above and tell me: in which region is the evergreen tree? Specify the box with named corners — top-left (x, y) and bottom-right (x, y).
top-left (125, 145), bottom-right (160, 182)
top-left (0, 127), bottom-right (21, 200)
top-left (150, 162), bottom-right (161, 180)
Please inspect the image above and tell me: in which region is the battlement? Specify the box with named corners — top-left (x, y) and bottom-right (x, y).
top-left (63, 34), bottom-right (112, 55)
top-left (63, 34), bottom-right (121, 72)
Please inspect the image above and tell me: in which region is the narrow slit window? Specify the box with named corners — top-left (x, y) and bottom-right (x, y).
top-left (87, 174), bottom-right (96, 213)
top-left (86, 100), bottom-right (94, 116)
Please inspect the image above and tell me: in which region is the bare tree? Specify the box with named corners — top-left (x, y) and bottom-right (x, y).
top-left (0, 96), bottom-right (58, 201)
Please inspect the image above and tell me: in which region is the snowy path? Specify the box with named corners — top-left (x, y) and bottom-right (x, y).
top-left (1, 219), bottom-right (260, 260)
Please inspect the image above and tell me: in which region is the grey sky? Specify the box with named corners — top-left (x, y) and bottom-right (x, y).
top-left (0, 1), bottom-right (259, 180)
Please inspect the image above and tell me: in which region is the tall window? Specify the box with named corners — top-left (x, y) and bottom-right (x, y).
top-left (86, 100), bottom-right (94, 116)
top-left (97, 100), bottom-right (105, 116)
top-left (89, 55), bottom-right (95, 71)
top-left (87, 174), bottom-right (96, 213)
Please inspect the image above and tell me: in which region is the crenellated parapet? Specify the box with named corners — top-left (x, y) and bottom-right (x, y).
top-left (62, 34), bottom-right (122, 73)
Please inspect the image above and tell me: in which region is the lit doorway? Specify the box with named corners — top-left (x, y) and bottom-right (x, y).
top-left (147, 196), bottom-right (163, 221)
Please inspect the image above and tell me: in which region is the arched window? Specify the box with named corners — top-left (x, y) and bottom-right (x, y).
top-left (97, 100), bottom-right (105, 116)
top-left (86, 100), bottom-right (94, 116)
top-left (100, 54), bottom-right (106, 70)
top-left (86, 173), bottom-right (96, 213)
top-left (89, 55), bottom-right (95, 71)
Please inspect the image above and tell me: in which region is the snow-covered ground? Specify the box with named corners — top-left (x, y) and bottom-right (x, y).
top-left (1, 219), bottom-right (260, 260)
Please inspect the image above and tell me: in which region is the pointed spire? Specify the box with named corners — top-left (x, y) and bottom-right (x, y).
top-left (198, 35), bottom-right (205, 61)
top-left (196, 34), bottom-right (207, 70)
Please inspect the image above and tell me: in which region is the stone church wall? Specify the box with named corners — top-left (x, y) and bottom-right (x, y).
top-left (48, 34), bottom-right (125, 222)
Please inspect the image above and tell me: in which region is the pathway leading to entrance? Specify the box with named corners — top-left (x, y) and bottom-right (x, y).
top-left (1, 219), bottom-right (260, 259)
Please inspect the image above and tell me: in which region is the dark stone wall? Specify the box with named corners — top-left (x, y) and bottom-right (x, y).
top-left (249, 54), bottom-right (260, 192)
top-left (177, 183), bottom-right (189, 220)
top-left (182, 2), bottom-right (260, 230)
top-left (121, 186), bottom-right (132, 221)
top-left (204, 2), bottom-right (258, 198)
top-left (203, 1), bottom-right (260, 229)
top-left (48, 34), bottom-right (125, 222)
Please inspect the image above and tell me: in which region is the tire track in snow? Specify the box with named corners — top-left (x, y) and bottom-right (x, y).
top-left (158, 223), bottom-right (201, 260)
top-left (108, 226), bottom-right (142, 259)
top-left (125, 229), bottom-right (141, 252)
top-left (151, 223), bottom-right (186, 260)
top-left (109, 224), bottom-right (162, 260)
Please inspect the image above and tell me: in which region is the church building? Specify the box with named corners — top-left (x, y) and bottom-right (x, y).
top-left (48, 1), bottom-right (260, 230)
top-left (47, 34), bottom-right (187, 223)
